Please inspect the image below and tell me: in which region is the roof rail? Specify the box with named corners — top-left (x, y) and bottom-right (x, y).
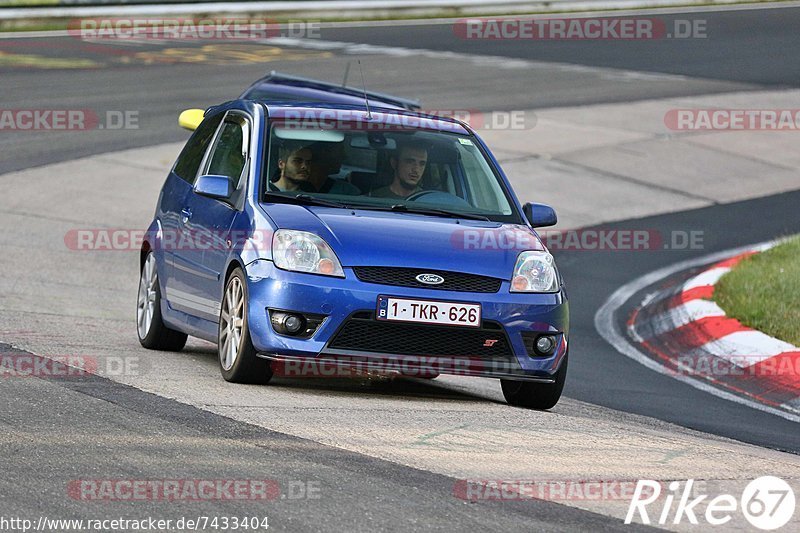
top-left (259, 71), bottom-right (421, 111)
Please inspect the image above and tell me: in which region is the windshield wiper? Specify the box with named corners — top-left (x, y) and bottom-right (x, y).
top-left (264, 192), bottom-right (350, 209)
top-left (265, 193), bottom-right (491, 221)
top-left (388, 204), bottom-right (490, 221)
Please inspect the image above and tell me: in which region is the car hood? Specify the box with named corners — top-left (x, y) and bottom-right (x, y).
top-left (261, 204), bottom-right (545, 280)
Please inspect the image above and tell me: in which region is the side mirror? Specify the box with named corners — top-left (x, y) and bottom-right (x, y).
top-left (178, 108), bottom-right (205, 131)
top-left (523, 202), bottom-right (557, 228)
top-left (194, 174), bottom-right (232, 200)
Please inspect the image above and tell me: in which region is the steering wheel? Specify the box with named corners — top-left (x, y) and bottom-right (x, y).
top-left (405, 190), bottom-right (440, 202)
top-left (405, 190), bottom-right (471, 207)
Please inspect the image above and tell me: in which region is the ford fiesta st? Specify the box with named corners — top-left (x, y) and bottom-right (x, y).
top-left (137, 93), bottom-right (569, 409)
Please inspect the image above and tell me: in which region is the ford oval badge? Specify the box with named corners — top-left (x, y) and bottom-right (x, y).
top-left (416, 273), bottom-right (445, 285)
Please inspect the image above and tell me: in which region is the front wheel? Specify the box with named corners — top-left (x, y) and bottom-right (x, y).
top-left (501, 353), bottom-right (567, 410)
top-left (137, 252), bottom-right (187, 351)
top-left (218, 267), bottom-right (273, 384)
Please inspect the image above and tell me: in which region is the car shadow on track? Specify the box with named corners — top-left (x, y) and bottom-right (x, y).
top-left (183, 343), bottom-right (492, 403)
top-left (268, 376), bottom-right (490, 403)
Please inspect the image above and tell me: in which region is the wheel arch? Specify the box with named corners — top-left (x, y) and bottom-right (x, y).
top-left (140, 241), bottom-right (151, 271)
top-left (223, 257), bottom-right (246, 288)
top-left (140, 219), bottom-right (163, 271)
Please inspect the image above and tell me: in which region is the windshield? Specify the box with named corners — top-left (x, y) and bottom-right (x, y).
top-left (261, 121), bottom-right (520, 223)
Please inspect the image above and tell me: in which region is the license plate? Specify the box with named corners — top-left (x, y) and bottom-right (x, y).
top-left (376, 296), bottom-right (481, 328)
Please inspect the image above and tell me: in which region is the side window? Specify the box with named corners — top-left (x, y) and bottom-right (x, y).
top-left (460, 146), bottom-right (508, 214)
top-left (206, 121), bottom-right (247, 186)
top-left (173, 113), bottom-right (223, 184)
top-left (460, 149), bottom-right (482, 205)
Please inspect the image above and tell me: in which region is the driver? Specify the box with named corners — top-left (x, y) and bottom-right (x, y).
top-left (371, 141), bottom-right (428, 199)
top-left (273, 142), bottom-right (313, 192)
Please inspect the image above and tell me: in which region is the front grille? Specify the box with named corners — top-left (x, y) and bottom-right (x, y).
top-left (326, 314), bottom-right (512, 357)
top-left (353, 266), bottom-right (501, 293)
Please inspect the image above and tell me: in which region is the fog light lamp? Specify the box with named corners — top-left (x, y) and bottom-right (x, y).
top-left (534, 335), bottom-right (557, 356)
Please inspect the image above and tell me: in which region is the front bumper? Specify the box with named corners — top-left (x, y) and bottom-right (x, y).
top-left (245, 260), bottom-right (569, 380)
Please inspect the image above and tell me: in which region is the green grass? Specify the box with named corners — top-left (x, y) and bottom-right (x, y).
top-left (715, 235), bottom-right (800, 347)
top-left (0, 0), bottom-right (58, 6)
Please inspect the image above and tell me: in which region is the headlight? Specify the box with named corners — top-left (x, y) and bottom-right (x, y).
top-left (272, 230), bottom-right (344, 277)
top-left (510, 251), bottom-right (559, 293)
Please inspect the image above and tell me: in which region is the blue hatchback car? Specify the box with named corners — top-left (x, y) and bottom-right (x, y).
top-left (137, 86), bottom-right (569, 409)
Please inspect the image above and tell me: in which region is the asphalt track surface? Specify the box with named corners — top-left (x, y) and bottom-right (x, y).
top-left (1, 3), bottom-right (800, 530)
top-left (3, 342), bottom-right (641, 532)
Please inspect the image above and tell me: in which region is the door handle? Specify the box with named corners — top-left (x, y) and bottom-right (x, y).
top-left (181, 208), bottom-right (192, 223)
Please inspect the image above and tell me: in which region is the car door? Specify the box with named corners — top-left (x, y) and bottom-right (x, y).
top-left (160, 111), bottom-right (223, 312)
top-left (171, 111), bottom-right (251, 322)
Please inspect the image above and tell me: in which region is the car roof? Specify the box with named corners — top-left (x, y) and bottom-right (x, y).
top-left (240, 71), bottom-right (421, 111)
top-left (262, 103), bottom-right (471, 135)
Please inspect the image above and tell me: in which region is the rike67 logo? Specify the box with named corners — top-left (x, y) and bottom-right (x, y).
top-left (626, 477), bottom-right (796, 530)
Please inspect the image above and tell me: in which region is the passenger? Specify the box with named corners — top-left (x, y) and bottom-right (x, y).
top-left (371, 141), bottom-right (428, 200)
top-left (309, 142), bottom-right (360, 195)
top-left (273, 142), bottom-right (313, 192)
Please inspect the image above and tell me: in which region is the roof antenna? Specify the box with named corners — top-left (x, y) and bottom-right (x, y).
top-left (357, 60), bottom-right (372, 120)
top-left (342, 61), bottom-right (351, 87)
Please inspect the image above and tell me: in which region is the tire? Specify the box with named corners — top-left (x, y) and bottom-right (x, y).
top-left (500, 352), bottom-right (568, 410)
top-left (137, 252), bottom-right (188, 351)
top-left (218, 267), bottom-right (273, 384)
